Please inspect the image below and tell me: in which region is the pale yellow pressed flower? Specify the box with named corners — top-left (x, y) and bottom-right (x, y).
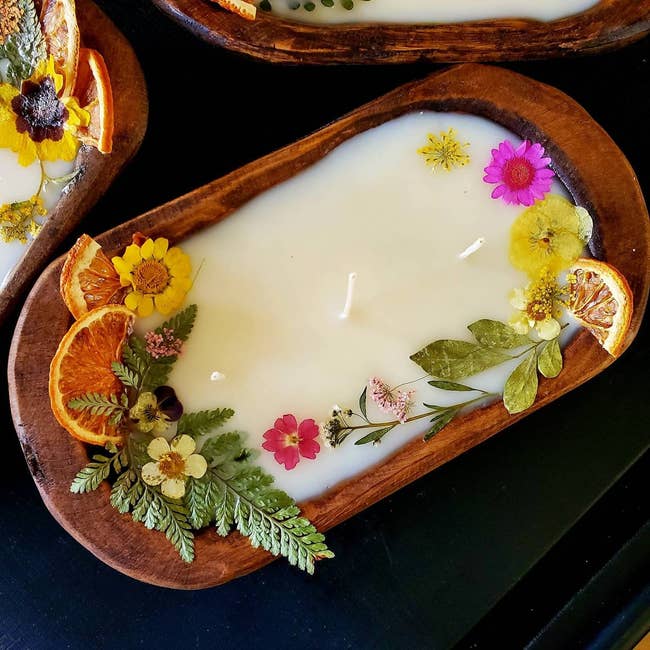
top-left (509, 268), bottom-right (563, 341)
top-left (112, 237), bottom-right (192, 318)
top-left (141, 435), bottom-right (207, 499)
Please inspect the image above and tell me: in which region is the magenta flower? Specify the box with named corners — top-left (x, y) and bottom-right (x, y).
top-left (262, 414), bottom-right (321, 471)
top-left (483, 140), bottom-right (555, 206)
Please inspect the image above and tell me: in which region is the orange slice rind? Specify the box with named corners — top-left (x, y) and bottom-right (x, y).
top-left (60, 234), bottom-right (126, 320)
top-left (567, 258), bottom-right (633, 357)
top-left (49, 306), bottom-right (134, 446)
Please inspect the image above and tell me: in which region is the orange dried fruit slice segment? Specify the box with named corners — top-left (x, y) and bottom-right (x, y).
top-left (211, 0), bottom-right (257, 20)
top-left (567, 258), bottom-right (633, 357)
top-left (74, 48), bottom-right (114, 154)
top-left (49, 306), bottom-right (134, 446)
top-left (40, 0), bottom-right (80, 94)
top-left (60, 234), bottom-right (126, 320)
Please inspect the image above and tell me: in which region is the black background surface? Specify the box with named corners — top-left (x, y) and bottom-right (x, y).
top-left (0, 3), bottom-right (648, 649)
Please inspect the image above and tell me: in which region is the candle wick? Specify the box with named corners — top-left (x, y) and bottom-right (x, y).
top-left (339, 272), bottom-right (358, 320)
top-left (210, 371), bottom-right (226, 382)
top-left (458, 237), bottom-right (486, 260)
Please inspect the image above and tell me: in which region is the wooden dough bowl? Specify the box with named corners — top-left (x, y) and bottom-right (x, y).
top-left (151, 0), bottom-right (650, 65)
top-left (9, 64), bottom-right (649, 589)
top-left (0, 0), bottom-right (148, 326)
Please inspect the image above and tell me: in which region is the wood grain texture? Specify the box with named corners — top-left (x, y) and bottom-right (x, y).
top-left (151, 0), bottom-right (650, 65)
top-left (8, 64), bottom-right (650, 589)
top-left (0, 0), bottom-right (148, 326)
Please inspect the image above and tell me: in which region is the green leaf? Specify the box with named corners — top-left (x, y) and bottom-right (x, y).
top-left (428, 380), bottom-right (482, 392)
top-left (411, 340), bottom-right (511, 380)
top-left (123, 337), bottom-right (148, 379)
top-left (1, 0), bottom-right (46, 86)
top-left (354, 426), bottom-right (395, 446)
top-left (358, 386), bottom-right (368, 419)
top-left (70, 451), bottom-right (125, 494)
top-left (424, 409), bottom-right (458, 441)
top-left (468, 320), bottom-right (530, 349)
top-left (68, 392), bottom-right (126, 419)
top-left (111, 361), bottom-right (140, 389)
top-left (503, 353), bottom-right (539, 415)
top-left (177, 408), bottom-right (235, 440)
top-left (188, 436), bottom-right (334, 574)
top-left (538, 338), bottom-right (563, 379)
top-left (157, 304), bottom-right (197, 342)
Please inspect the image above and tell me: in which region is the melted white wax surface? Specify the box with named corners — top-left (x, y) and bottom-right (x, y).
top-left (264, 0), bottom-right (600, 24)
top-left (144, 112), bottom-right (578, 502)
top-left (0, 149), bottom-right (74, 289)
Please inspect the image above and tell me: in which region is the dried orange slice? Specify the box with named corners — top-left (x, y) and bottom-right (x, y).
top-left (40, 0), bottom-right (80, 95)
top-left (49, 306), bottom-right (134, 446)
top-left (74, 48), bottom-right (114, 154)
top-left (60, 234), bottom-right (126, 320)
top-left (567, 258), bottom-right (633, 357)
top-left (211, 0), bottom-right (257, 21)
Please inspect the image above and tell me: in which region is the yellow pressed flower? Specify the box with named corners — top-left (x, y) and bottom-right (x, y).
top-left (509, 195), bottom-right (593, 278)
top-left (112, 237), bottom-right (192, 318)
top-left (0, 195), bottom-right (46, 243)
top-left (141, 435), bottom-right (207, 499)
top-left (0, 56), bottom-right (90, 167)
top-left (509, 268), bottom-right (563, 340)
top-left (418, 128), bottom-right (470, 172)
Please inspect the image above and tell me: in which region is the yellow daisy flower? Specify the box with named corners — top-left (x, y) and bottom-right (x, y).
top-left (0, 56), bottom-right (89, 167)
top-left (112, 237), bottom-right (193, 318)
top-left (141, 435), bottom-right (207, 500)
top-left (509, 195), bottom-right (593, 278)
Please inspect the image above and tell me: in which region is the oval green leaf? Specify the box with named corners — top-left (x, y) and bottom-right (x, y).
top-left (468, 319), bottom-right (530, 349)
top-left (538, 338), bottom-right (563, 379)
top-left (503, 353), bottom-right (539, 415)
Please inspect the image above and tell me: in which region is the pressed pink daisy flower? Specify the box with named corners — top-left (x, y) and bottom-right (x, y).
top-left (145, 328), bottom-right (183, 359)
top-left (262, 414), bottom-right (321, 471)
top-left (483, 140), bottom-right (555, 207)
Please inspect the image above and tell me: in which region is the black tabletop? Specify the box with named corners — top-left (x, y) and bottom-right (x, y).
top-left (1, 3), bottom-right (649, 649)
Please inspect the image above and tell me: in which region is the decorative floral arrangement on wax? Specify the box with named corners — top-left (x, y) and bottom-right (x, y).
top-left (51, 233), bottom-right (334, 571)
top-left (320, 128), bottom-right (633, 449)
top-left (209, 0), bottom-right (372, 21)
top-left (0, 0), bottom-right (113, 245)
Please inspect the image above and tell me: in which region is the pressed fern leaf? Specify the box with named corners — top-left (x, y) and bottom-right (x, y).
top-left (186, 431), bottom-right (334, 574)
top-left (177, 409), bottom-right (235, 440)
top-left (70, 449), bottom-right (128, 494)
top-left (157, 304), bottom-right (197, 342)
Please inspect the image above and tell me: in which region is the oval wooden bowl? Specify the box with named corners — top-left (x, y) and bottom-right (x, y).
top-left (0, 0), bottom-right (148, 327)
top-left (151, 0), bottom-right (650, 65)
top-left (9, 64), bottom-right (649, 589)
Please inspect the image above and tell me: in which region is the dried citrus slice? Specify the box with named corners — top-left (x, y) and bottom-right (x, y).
top-left (49, 306), bottom-right (134, 446)
top-left (60, 234), bottom-right (126, 320)
top-left (212, 0), bottom-right (257, 21)
top-left (567, 258), bottom-right (633, 357)
top-left (40, 0), bottom-right (80, 95)
top-left (74, 48), bottom-right (114, 154)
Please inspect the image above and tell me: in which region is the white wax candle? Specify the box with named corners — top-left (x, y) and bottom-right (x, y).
top-left (263, 0), bottom-right (599, 24)
top-left (0, 149), bottom-right (75, 289)
top-left (141, 112), bottom-right (578, 502)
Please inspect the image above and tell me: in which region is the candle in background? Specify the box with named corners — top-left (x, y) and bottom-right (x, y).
top-left (139, 111), bottom-right (579, 502)
top-left (262, 0), bottom-right (600, 25)
top-left (0, 151), bottom-right (75, 288)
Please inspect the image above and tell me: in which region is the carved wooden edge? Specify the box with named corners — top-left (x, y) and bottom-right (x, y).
top-left (0, 0), bottom-right (148, 327)
top-left (9, 64), bottom-right (650, 589)
top-left (151, 0), bottom-right (650, 65)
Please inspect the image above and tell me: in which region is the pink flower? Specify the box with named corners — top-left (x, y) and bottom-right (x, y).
top-left (262, 414), bottom-right (321, 471)
top-left (368, 377), bottom-right (414, 424)
top-left (483, 140), bottom-right (555, 207)
top-left (145, 328), bottom-right (183, 359)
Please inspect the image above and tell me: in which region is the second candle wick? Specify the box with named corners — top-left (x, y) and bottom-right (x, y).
top-left (339, 272), bottom-right (358, 320)
top-left (458, 237), bottom-right (486, 260)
